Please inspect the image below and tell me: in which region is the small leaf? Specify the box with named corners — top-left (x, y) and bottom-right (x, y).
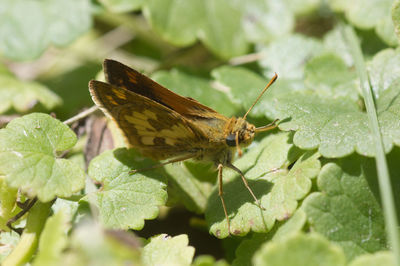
top-left (323, 26), bottom-right (354, 66)
top-left (257, 34), bottom-right (325, 79)
top-left (211, 66), bottom-right (306, 119)
top-left (242, 0), bottom-right (294, 43)
top-left (253, 233), bottom-right (346, 266)
top-left (0, 177), bottom-right (19, 231)
top-left (304, 53), bottom-right (358, 101)
top-left (232, 210), bottom-right (306, 266)
top-left (141, 234), bottom-right (195, 266)
top-left (63, 221), bottom-right (142, 265)
top-left (164, 162), bottom-right (214, 213)
top-left (152, 69), bottom-right (238, 117)
top-left (0, 0), bottom-right (92, 61)
top-left (0, 75), bottom-right (62, 114)
top-left (393, 0), bottom-right (400, 43)
top-left (303, 157), bottom-right (387, 260)
top-left (144, 0), bottom-right (248, 59)
top-left (98, 0), bottom-right (143, 12)
top-left (0, 231), bottom-right (20, 262)
top-left (192, 255), bottom-right (229, 266)
top-left (283, 0), bottom-right (321, 15)
top-left (0, 113), bottom-right (85, 202)
top-left (85, 148), bottom-right (168, 230)
top-left (328, 0), bottom-right (396, 45)
top-left (33, 210), bottom-right (69, 266)
top-left (206, 133), bottom-right (319, 238)
top-left (348, 251), bottom-right (395, 266)
top-left (368, 48), bottom-right (400, 98)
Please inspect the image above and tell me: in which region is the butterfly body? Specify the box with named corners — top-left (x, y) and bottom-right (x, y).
top-left (89, 60), bottom-right (256, 166)
top-left (89, 59), bottom-right (277, 234)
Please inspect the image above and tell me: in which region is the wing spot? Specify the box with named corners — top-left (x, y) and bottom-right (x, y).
top-left (165, 138), bottom-right (175, 145)
top-left (111, 88), bottom-right (126, 99)
top-left (105, 95), bottom-right (117, 105)
top-left (141, 136), bottom-right (154, 145)
top-left (143, 110), bottom-right (157, 120)
top-left (125, 114), bottom-right (155, 130)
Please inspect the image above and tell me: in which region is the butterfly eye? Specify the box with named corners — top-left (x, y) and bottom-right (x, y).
top-left (225, 133), bottom-right (237, 147)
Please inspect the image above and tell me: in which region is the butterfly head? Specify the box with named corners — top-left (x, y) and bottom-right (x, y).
top-left (225, 117), bottom-right (256, 149)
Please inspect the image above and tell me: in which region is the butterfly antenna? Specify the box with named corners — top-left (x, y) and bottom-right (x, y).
top-left (243, 73), bottom-right (278, 120)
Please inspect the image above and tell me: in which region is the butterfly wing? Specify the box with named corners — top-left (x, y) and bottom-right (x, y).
top-left (89, 80), bottom-right (208, 160)
top-left (103, 59), bottom-right (228, 122)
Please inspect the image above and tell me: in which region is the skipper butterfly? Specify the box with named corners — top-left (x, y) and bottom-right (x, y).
top-left (89, 59), bottom-right (278, 234)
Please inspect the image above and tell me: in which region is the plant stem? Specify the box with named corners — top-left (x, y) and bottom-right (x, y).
top-left (3, 201), bottom-right (53, 266)
top-left (342, 24), bottom-right (400, 265)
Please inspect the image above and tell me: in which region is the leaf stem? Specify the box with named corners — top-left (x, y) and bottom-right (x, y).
top-left (3, 201), bottom-right (53, 266)
top-left (342, 24), bottom-right (400, 265)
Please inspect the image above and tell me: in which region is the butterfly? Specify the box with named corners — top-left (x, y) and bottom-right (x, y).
top-left (89, 59), bottom-right (278, 234)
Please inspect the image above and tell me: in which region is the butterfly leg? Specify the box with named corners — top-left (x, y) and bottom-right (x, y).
top-left (218, 163), bottom-right (231, 235)
top-left (226, 163), bottom-right (266, 211)
top-left (130, 153), bottom-right (197, 174)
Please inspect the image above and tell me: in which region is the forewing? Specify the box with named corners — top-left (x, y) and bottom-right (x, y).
top-left (103, 59), bottom-right (228, 121)
top-left (89, 80), bottom-right (206, 160)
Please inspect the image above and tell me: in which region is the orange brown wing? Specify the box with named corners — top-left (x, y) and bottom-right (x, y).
top-left (89, 80), bottom-right (207, 160)
top-left (103, 59), bottom-right (227, 121)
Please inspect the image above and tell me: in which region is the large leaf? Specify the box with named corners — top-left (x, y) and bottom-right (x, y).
top-left (276, 80), bottom-right (400, 158)
top-left (85, 148), bottom-right (168, 230)
top-left (205, 133), bottom-right (318, 238)
top-left (144, 0), bottom-right (295, 59)
top-left (232, 210), bottom-right (307, 266)
top-left (328, 0), bottom-right (397, 45)
top-left (0, 0), bottom-right (92, 61)
top-left (141, 234), bottom-right (194, 266)
top-left (0, 113), bottom-right (85, 201)
top-left (303, 156), bottom-right (387, 260)
top-left (0, 75), bottom-right (61, 114)
top-left (253, 233), bottom-right (346, 266)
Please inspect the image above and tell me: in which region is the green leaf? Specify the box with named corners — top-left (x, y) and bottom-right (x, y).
top-left (304, 53), bottom-right (358, 101)
top-left (143, 0), bottom-right (203, 46)
top-left (33, 210), bottom-right (69, 266)
top-left (85, 148), bottom-right (168, 230)
top-left (0, 0), bottom-right (92, 61)
top-left (141, 234), bottom-right (195, 266)
top-left (253, 233), bottom-right (346, 266)
top-left (211, 66), bottom-right (306, 120)
top-left (323, 27), bottom-right (354, 66)
top-left (63, 221), bottom-right (142, 265)
top-left (0, 113), bottom-right (85, 202)
top-left (328, 0), bottom-right (396, 46)
top-left (232, 210), bottom-right (307, 266)
top-left (276, 88), bottom-right (400, 157)
top-left (342, 0), bottom-right (391, 28)
top-left (242, 0), bottom-right (294, 43)
top-left (303, 157), bottom-right (387, 260)
top-left (0, 231), bottom-right (20, 262)
top-left (349, 251), bottom-right (395, 266)
top-left (192, 255), bottom-right (229, 266)
top-left (164, 161), bottom-right (214, 213)
top-left (0, 176), bottom-right (19, 231)
top-left (144, 0), bottom-right (248, 59)
top-left (393, 0), bottom-right (400, 43)
top-left (283, 0), bottom-right (321, 15)
top-left (98, 0), bottom-right (143, 12)
top-left (151, 69), bottom-right (238, 117)
top-left (0, 75), bottom-right (62, 114)
top-left (257, 34), bottom-right (325, 79)
top-left (368, 48), bottom-right (400, 98)
top-left (206, 133), bottom-right (318, 238)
